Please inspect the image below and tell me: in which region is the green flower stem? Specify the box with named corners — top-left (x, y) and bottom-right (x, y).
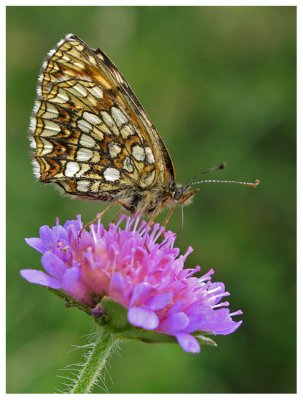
top-left (70, 325), bottom-right (117, 394)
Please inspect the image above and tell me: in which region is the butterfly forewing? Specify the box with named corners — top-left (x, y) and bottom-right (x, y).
top-left (30, 34), bottom-right (175, 204)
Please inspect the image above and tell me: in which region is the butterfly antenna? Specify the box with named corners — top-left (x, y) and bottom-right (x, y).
top-left (186, 162), bottom-right (227, 187)
top-left (190, 178), bottom-right (260, 188)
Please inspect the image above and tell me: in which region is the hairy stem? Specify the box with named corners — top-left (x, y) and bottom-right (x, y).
top-left (70, 326), bottom-right (117, 393)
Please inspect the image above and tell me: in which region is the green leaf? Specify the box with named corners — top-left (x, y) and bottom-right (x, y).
top-left (48, 288), bottom-right (91, 315)
top-left (100, 296), bottom-right (129, 329)
top-left (119, 327), bottom-right (177, 344)
top-left (194, 333), bottom-right (217, 347)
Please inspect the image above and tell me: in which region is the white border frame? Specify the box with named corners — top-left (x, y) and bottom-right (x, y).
top-left (2, 1), bottom-right (300, 399)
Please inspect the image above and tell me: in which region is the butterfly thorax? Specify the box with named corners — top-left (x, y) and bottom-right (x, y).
top-left (118, 183), bottom-right (197, 215)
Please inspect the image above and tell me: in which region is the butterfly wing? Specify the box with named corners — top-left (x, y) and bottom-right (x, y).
top-left (30, 34), bottom-right (175, 201)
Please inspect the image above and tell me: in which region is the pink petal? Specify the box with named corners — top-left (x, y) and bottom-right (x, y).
top-left (41, 252), bottom-right (67, 279)
top-left (146, 292), bottom-right (172, 310)
top-left (25, 238), bottom-right (45, 253)
top-left (176, 333), bottom-right (200, 353)
top-left (130, 282), bottom-right (152, 306)
top-left (62, 267), bottom-right (89, 304)
top-left (160, 312), bottom-right (189, 333)
top-left (109, 272), bottom-right (129, 304)
top-left (128, 307), bottom-right (159, 330)
top-left (39, 225), bottom-right (55, 243)
top-left (20, 269), bottom-right (61, 289)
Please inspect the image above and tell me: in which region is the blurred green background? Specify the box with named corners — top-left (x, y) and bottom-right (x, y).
top-left (6, 6), bottom-right (296, 394)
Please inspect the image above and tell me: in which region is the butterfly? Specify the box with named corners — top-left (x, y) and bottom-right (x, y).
top-left (29, 34), bottom-right (259, 218)
top-left (29, 33), bottom-right (198, 217)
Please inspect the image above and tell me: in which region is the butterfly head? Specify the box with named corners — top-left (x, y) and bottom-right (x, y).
top-left (170, 182), bottom-right (197, 207)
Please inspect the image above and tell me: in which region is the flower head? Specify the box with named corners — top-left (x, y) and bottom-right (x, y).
top-left (20, 214), bottom-right (242, 353)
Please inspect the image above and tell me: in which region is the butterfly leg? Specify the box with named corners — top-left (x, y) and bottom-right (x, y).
top-left (163, 207), bottom-right (175, 229)
top-left (82, 203), bottom-right (115, 232)
top-left (147, 205), bottom-right (161, 227)
top-left (111, 206), bottom-right (124, 224)
top-left (157, 209), bottom-right (175, 249)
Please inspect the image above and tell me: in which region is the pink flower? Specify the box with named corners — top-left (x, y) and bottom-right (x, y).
top-left (20, 214), bottom-right (242, 353)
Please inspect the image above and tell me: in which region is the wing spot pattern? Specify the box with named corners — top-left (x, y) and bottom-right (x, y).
top-left (132, 144), bottom-right (145, 162)
top-left (65, 161), bottom-right (80, 177)
top-left (104, 167), bottom-right (120, 182)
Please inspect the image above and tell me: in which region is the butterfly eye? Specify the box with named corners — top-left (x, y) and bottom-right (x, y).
top-left (173, 186), bottom-right (184, 201)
